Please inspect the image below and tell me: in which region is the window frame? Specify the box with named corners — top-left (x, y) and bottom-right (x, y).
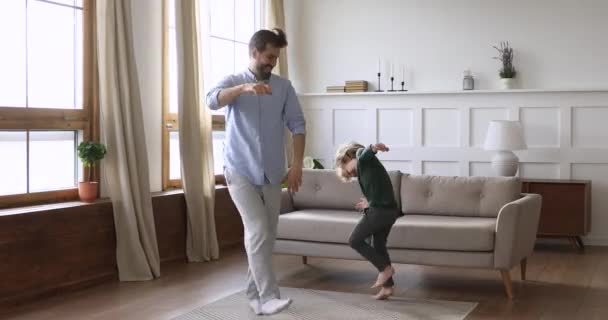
top-left (0, 0), bottom-right (99, 209)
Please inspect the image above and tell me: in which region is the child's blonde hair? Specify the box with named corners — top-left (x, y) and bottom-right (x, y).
top-left (334, 142), bottom-right (364, 181)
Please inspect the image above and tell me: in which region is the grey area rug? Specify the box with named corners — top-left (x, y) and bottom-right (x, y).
top-left (173, 287), bottom-right (477, 320)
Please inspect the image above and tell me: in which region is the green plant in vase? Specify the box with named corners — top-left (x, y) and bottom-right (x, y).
top-left (77, 141), bottom-right (107, 202)
top-left (493, 41), bottom-right (517, 89)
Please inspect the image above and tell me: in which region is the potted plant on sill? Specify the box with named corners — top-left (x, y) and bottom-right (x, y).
top-left (493, 41), bottom-right (517, 89)
top-left (77, 141), bottom-right (107, 202)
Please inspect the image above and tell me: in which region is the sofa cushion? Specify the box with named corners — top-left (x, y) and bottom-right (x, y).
top-left (278, 210), bottom-right (496, 252)
top-left (401, 175), bottom-right (521, 217)
top-left (278, 209), bottom-right (361, 244)
top-left (292, 169), bottom-right (401, 210)
top-left (387, 215), bottom-right (496, 252)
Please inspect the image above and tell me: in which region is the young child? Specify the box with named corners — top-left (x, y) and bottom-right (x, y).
top-left (335, 142), bottom-right (401, 300)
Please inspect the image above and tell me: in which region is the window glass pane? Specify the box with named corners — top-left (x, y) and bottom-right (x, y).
top-left (235, 42), bottom-right (250, 73)
top-left (209, 37), bottom-right (235, 87)
top-left (210, 0), bottom-right (235, 39)
top-left (0, 1), bottom-right (26, 107)
top-left (39, 0), bottom-right (82, 8)
top-left (0, 131), bottom-right (27, 195)
top-left (212, 131), bottom-right (225, 175)
top-left (28, 1), bottom-right (81, 109)
top-left (169, 27), bottom-right (179, 114)
top-left (168, 0), bottom-right (176, 28)
top-left (169, 131), bottom-right (181, 180)
top-left (77, 130), bottom-right (84, 182)
top-left (235, 0), bottom-right (255, 43)
top-left (75, 9), bottom-right (83, 109)
top-left (29, 131), bottom-right (77, 192)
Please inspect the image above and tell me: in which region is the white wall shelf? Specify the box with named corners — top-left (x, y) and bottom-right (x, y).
top-left (298, 88), bottom-right (608, 97)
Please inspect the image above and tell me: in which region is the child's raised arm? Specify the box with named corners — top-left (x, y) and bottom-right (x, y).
top-left (371, 143), bottom-right (390, 153)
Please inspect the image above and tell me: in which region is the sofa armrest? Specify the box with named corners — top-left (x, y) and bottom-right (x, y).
top-left (280, 189), bottom-right (295, 214)
top-left (494, 193), bottom-right (542, 269)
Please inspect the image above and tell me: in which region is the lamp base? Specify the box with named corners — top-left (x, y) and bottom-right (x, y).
top-left (491, 150), bottom-right (519, 176)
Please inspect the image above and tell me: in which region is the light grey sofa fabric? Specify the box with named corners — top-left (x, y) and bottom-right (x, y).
top-left (291, 169), bottom-right (401, 210)
top-left (276, 170), bottom-right (540, 273)
top-left (400, 175), bottom-right (521, 217)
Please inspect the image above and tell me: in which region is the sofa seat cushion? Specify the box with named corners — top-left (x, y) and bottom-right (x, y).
top-left (278, 209), bottom-right (361, 244)
top-left (387, 215), bottom-right (496, 252)
top-left (278, 210), bottom-right (496, 252)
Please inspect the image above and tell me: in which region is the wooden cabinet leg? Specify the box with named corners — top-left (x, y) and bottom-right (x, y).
top-left (569, 236), bottom-right (585, 252)
top-left (302, 256), bottom-right (308, 265)
top-left (520, 258), bottom-right (527, 281)
top-left (500, 270), bottom-right (514, 299)
top-left (575, 236), bottom-right (585, 251)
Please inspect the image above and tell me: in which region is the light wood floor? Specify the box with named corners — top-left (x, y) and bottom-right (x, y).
top-left (4, 242), bottom-right (608, 320)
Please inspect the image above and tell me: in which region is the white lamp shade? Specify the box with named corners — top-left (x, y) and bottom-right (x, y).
top-left (484, 120), bottom-right (527, 151)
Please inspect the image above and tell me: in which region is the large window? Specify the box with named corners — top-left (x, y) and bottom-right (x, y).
top-left (162, 0), bottom-right (259, 189)
top-left (0, 0), bottom-right (96, 208)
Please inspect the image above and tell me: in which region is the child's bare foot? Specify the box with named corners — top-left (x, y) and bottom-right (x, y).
top-left (371, 265), bottom-right (395, 288)
top-left (373, 286), bottom-right (394, 300)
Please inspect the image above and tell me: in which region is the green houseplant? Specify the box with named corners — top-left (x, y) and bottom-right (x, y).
top-left (77, 141), bottom-right (107, 202)
top-left (493, 41), bottom-right (517, 89)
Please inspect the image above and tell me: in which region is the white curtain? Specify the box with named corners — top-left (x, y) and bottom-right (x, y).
top-left (96, 0), bottom-right (161, 280)
top-left (175, 0), bottom-right (220, 262)
top-left (261, 0), bottom-right (293, 166)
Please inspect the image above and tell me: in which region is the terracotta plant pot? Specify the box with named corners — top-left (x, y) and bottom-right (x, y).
top-left (78, 181), bottom-right (99, 203)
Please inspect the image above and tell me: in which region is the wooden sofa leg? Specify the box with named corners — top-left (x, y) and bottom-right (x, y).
top-left (302, 256), bottom-right (308, 265)
top-left (520, 258), bottom-right (527, 281)
top-left (500, 270), bottom-right (514, 299)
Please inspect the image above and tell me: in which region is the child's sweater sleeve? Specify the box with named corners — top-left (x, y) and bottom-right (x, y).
top-left (356, 145), bottom-right (376, 162)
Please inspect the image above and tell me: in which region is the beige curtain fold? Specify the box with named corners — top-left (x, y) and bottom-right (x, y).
top-left (96, 0), bottom-right (161, 281)
top-left (262, 0), bottom-right (294, 167)
top-left (174, 0), bottom-right (219, 262)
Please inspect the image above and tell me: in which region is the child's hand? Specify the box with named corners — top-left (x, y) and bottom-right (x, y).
top-left (372, 143), bottom-right (390, 152)
top-left (355, 197), bottom-right (369, 210)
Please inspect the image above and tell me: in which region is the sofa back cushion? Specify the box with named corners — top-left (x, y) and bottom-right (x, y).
top-left (400, 174), bottom-right (521, 217)
top-left (293, 169), bottom-right (402, 210)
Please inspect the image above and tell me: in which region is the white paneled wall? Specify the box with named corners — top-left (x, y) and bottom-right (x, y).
top-left (300, 89), bottom-right (608, 245)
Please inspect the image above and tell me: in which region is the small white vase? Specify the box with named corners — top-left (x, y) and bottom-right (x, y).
top-left (500, 78), bottom-right (515, 90)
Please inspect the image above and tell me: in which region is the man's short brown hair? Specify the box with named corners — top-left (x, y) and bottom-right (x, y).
top-left (249, 28), bottom-right (288, 56)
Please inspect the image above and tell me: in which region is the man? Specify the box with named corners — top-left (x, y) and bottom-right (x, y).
top-left (205, 28), bottom-right (306, 316)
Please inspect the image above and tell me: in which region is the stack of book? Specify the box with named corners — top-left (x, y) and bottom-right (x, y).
top-left (326, 85), bottom-right (345, 93)
top-left (344, 80), bottom-right (368, 92)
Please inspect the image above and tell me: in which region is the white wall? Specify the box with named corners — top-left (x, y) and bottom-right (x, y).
top-left (284, 0), bottom-right (608, 93)
top-left (131, 0), bottom-right (163, 192)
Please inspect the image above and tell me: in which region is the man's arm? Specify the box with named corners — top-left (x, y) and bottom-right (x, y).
top-left (206, 75), bottom-right (272, 110)
top-left (284, 81), bottom-right (306, 193)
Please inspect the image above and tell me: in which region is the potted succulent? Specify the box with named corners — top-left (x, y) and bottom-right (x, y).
top-left (77, 141), bottom-right (107, 202)
top-left (493, 41), bottom-right (517, 89)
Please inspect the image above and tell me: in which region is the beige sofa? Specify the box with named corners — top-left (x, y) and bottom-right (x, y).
top-left (276, 169), bottom-right (542, 298)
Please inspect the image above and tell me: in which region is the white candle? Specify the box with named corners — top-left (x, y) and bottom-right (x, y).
top-left (378, 58), bottom-right (381, 73)
top-left (391, 61), bottom-right (394, 78)
top-left (402, 64), bottom-right (405, 81)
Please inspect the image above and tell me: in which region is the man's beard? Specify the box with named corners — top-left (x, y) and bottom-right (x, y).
top-left (255, 63), bottom-right (273, 80)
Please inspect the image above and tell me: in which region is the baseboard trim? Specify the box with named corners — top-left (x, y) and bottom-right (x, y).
top-left (583, 236), bottom-right (608, 246)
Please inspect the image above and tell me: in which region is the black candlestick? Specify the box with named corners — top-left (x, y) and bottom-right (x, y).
top-left (375, 72), bottom-right (383, 92)
top-left (388, 76), bottom-right (396, 92)
top-left (399, 81), bottom-right (408, 92)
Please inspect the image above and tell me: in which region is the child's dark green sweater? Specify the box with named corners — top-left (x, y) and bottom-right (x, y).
top-left (355, 146), bottom-right (398, 209)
